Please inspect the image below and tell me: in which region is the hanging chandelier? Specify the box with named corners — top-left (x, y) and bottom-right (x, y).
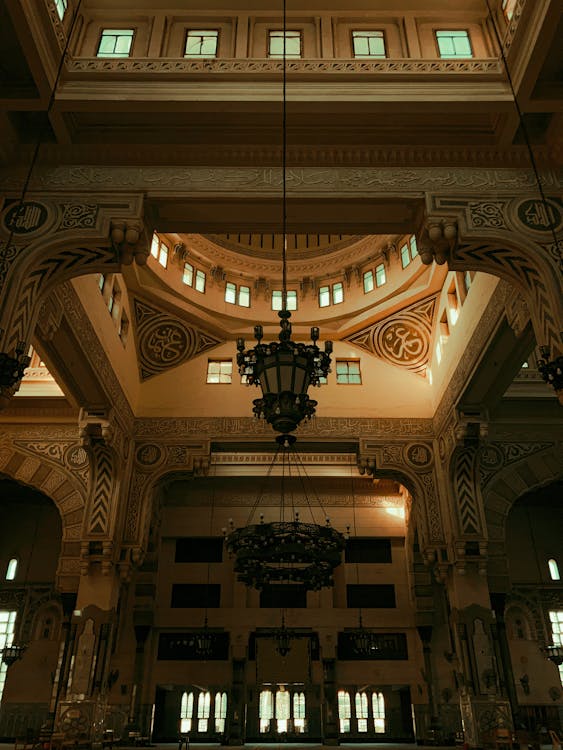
top-left (235, 0), bottom-right (332, 435)
top-left (224, 435), bottom-right (346, 591)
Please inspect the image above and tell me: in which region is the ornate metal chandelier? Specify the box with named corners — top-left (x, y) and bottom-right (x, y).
top-left (235, 0), bottom-right (332, 435)
top-left (224, 435), bottom-right (346, 591)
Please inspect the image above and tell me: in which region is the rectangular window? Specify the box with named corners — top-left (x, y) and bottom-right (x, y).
top-left (183, 262), bottom-right (194, 286)
top-left (502, 0), bottom-right (517, 21)
top-left (97, 29), bottom-right (134, 58)
top-left (332, 282), bottom-right (344, 304)
top-left (98, 273), bottom-right (105, 292)
top-left (54, 0), bottom-right (67, 20)
top-left (151, 234), bottom-right (160, 258)
top-left (268, 30), bottom-right (302, 58)
top-left (345, 538), bottom-right (392, 563)
top-left (400, 243), bottom-right (410, 268)
top-left (207, 360), bottom-right (232, 384)
top-left (375, 263), bottom-right (386, 286)
top-left (185, 29), bottom-right (219, 58)
top-left (260, 585), bottom-right (307, 608)
top-left (336, 359), bottom-right (361, 384)
top-left (171, 584), bottom-right (220, 608)
top-left (347, 584), bottom-right (396, 608)
top-left (409, 235), bottom-right (418, 258)
top-left (225, 282), bottom-right (237, 304)
top-left (435, 30), bottom-right (473, 59)
top-left (150, 233), bottom-right (168, 268)
top-left (352, 30), bottom-right (386, 58)
top-left (272, 290), bottom-right (297, 311)
top-left (195, 269), bottom-right (206, 293)
top-left (175, 537), bottom-right (223, 563)
top-left (158, 243), bottom-right (168, 268)
top-left (238, 285), bottom-right (250, 307)
top-left (319, 286), bottom-right (330, 308)
top-left (363, 270), bottom-right (374, 293)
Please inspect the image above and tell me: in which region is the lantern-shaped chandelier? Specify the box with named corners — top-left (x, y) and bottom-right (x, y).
top-left (237, 315), bottom-right (332, 434)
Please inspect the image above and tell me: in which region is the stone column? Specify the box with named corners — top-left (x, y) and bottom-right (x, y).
top-left (226, 658), bottom-right (246, 745)
top-left (321, 658), bottom-right (339, 745)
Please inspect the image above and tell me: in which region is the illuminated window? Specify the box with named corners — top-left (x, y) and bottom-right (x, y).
top-left (98, 274), bottom-right (105, 292)
top-left (549, 559), bottom-right (560, 581)
top-left (54, 0), bottom-right (67, 21)
top-left (5, 559), bottom-right (17, 581)
top-left (259, 690), bottom-right (274, 733)
top-left (97, 29), bottom-right (134, 58)
top-left (293, 692), bottom-right (306, 733)
top-left (409, 235), bottom-right (418, 258)
top-left (275, 689), bottom-right (290, 733)
top-left (268, 30), bottom-right (302, 58)
top-left (338, 690), bottom-right (351, 733)
top-left (180, 691), bottom-right (194, 733)
top-left (319, 283), bottom-right (343, 307)
top-left (336, 360), bottom-right (361, 384)
top-left (463, 270), bottom-right (473, 293)
top-left (150, 233), bottom-right (169, 268)
top-left (225, 282), bottom-right (251, 307)
top-left (185, 30), bottom-right (219, 57)
top-left (549, 611), bottom-right (563, 684)
top-left (183, 262), bottom-right (194, 286)
top-left (0, 611), bottom-right (16, 701)
top-left (400, 243), bottom-right (411, 268)
top-left (363, 270), bottom-right (374, 293)
top-left (375, 263), bottom-right (386, 286)
top-left (352, 30), bottom-right (386, 58)
top-left (195, 269), bottom-right (206, 293)
top-left (272, 290), bottom-right (297, 311)
top-left (435, 30), bottom-right (473, 59)
top-left (207, 360), bottom-right (232, 384)
top-left (215, 692), bottom-right (227, 733)
top-left (355, 692), bottom-right (369, 732)
top-left (197, 691), bottom-right (211, 732)
top-left (372, 692), bottom-right (385, 733)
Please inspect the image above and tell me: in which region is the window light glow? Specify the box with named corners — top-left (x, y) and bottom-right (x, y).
top-left (54, 0), bottom-right (68, 21)
top-left (269, 30), bottom-right (302, 58)
top-left (352, 30), bottom-right (386, 58)
top-left (549, 559), bottom-right (560, 581)
top-left (436, 30), bottom-right (472, 59)
top-left (97, 29), bottom-right (134, 58)
top-left (5, 559), bottom-right (17, 581)
top-left (185, 30), bottom-right (219, 58)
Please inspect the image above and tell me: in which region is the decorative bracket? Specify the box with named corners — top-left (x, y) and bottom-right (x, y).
top-left (418, 216), bottom-right (458, 265)
top-left (110, 220), bottom-right (150, 266)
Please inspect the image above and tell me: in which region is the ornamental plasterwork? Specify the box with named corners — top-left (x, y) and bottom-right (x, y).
top-left (67, 58), bottom-right (503, 77)
top-left (133, 416), bottom-right (434, 439)
top-left (1, 166), bottom-right (558, 195)
top-left (478, 442), bottom-right (555, 486)
top-left (133, 297), bottom-right (224, 380)
top-left (345, 295), bottom-right (437, 376)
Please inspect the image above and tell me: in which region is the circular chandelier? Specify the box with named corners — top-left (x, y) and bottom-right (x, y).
top-left (224, 435), bottom-right (346, 590)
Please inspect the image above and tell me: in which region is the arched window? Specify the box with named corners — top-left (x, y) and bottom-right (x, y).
top-left (338, 690), bottom-right (351, 733)
top-left (197, 691), bottom-right (211, 732)
top-left (180, 691), bottom-right (194, 733)
top-left (5, 559), bottom-right (17, 581)
top-left (293, 692), bottom-right (306, 733)
top-left (215, 692), bottom-right (227, 733)
top-left (372, 691), bottom-right (385, 733)
top-left (259, 689), bottom-right (273, 733)
top-left (355, 692), bottom-right (369, 732)
top-left (548, 559), bottom-right (560, 581)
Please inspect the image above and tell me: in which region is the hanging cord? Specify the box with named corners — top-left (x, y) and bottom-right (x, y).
top-left (485, 0), bottom-right (561, 259)
top-left (281, 0), bottom-right (288, 311)
top-left (290, 443), bottom-right (331, 526)
top-left (244, 442), bottom-right (283, 526)
top-left (4, 1), bottom-right (83, 253)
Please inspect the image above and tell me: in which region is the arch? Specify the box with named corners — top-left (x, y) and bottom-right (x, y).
top-left (482, 443), bottom-right (563, 546)
top-left (0, 443), bottom-right (86, 542)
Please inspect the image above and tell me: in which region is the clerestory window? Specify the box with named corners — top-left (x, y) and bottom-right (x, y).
top-left (185, 30), bottom-right (219, 58)
top-left (435, 30), bottom-right (473, 59)
top-left (268, 30), bottom-right (302, 58)
top-left (352, 30), bottom-right (386, 58)
top-left (97, 29), bottom-right (134, 58)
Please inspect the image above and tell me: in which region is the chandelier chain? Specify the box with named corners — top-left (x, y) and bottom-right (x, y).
top-left (282, 0), bottom-right (288, 310)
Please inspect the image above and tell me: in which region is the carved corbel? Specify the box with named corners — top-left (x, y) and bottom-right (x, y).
top-left (117, 546), bottom-right (144, 582)
top-left (173, 242), bottom-right (188, 265)
top-left (357, 455), bottom-right (376, 476)
top-left (300, 277), bottom-right (315, 298)
top-left (192, 456), bottom-right (210, 477)
top-left (454, 407), bottom-right (489, 447)
top-left (417, 217), bottom-right (458, 266)
top-left (210, 266), bottom-right (226, 285)
top-left (78, 407), bottom-right (116, 448)
top-left (343, 265), bottom-right (361, 289)
top-left (453, 539), bottom-right (488, 576)
top-left (254, 277), bottom-right (270, 300)
top-left (80, 540), bottom-right (115, 576)
top-left (0, 336), bottom-right (31, 410)
top-left (110, 220), bottom-right (150, 266)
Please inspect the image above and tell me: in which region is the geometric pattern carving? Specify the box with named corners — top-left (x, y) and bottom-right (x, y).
top-left (87, 444), bottom-right (113, 535)
top-left (453, 447), bottom-right (483, 536)
top-left (12, 440), bottom-right (90, 487)
top-left (1, 244), bottom-right (118, 352)
top-left (469, 202), bottom-right (508, 230)
top-left (133, 298), bottom-right (224, 380)
top-left (344, 295), bottom-right (437, 375)
top-left (478, 442), bottom-right (554, 486)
